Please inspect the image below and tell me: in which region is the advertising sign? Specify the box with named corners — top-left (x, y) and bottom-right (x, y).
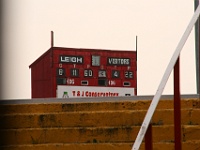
top-left (57, 85), bottom-right (134, 98)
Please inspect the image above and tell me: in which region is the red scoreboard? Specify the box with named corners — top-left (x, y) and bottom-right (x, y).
top-left (29, 47), bottom-right (137, 98)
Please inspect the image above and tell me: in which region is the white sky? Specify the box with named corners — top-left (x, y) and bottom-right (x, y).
top-left (0, 0), bottom-right (197, 99)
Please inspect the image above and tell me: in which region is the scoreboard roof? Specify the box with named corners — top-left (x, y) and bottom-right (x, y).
top-left (29, 47), bottom-right (136, 68)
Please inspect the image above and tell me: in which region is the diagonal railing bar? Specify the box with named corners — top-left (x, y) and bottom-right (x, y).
top-left (132, 4), bottom-right (200, 150)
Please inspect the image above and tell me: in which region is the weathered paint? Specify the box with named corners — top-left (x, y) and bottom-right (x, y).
top-left (2, 142), bottom-right (200, 150)
top-left (2, 109), bottom-right (200, 129)
top-left (0, 99), bottom-right (200, 150)
top-left (0, 99), bottom-right (200, 114)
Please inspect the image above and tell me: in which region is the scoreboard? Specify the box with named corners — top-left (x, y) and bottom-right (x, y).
top-left (30, 47), bottom-right (137, 98)
top-left (55, 48), bottom-right (137, 98)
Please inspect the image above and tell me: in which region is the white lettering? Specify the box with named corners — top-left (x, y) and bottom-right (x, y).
top-left (108, 58), bottom-right (112, 64)
top-left (108, 57), bottom-right (130, 65)
top-left (67, 79), bottom-right (74, 85)
top-left (59, 69), bottom-right (63, 75)
top-left (77, 57), bottom-right (82, 63)
top-left (113, 59), bottom-right (117, 64)
top-left (66, 57), bottom-right (70, 62)
top-left (125, 59), bottom-right (129, 64)
top-left (71, 57), bottom-right (76, 62)
top-left (60, 56), bottom-right (83, 64)
top-left (121, 59), bottom-right (124, 64)
top-left (60, 57), bottom-right (65, 62)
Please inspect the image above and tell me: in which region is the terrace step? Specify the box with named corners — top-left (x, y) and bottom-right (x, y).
top-left (0, 98), bottom-right (200, 150)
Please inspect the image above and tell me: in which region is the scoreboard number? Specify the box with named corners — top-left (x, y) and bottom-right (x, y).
top-left (84, 69), bottom-right (93, 77)
top-left (98, 70), bottom-right (106, 78)
top-left (125, 71), bottom-right (133, 78)
top-left (112, 70), bottom-right (120, 78)
top-left (57, 68), bottom-right (65, 76)
top-left (70, 69), bottom-right (79, 77)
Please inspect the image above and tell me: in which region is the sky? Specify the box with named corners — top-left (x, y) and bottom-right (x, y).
top-left (0, 0), bottom-right (198, 99)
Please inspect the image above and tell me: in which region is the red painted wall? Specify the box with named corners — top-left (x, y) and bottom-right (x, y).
top-left (30, 47), bottom-right (137, 98)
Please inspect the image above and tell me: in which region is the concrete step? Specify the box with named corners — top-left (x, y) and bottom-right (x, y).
top-left (1, 109), bottom-right (200, 129)
top-left (1, 125), bottom-right (200, 146)
top-left (0, 99), bottom-right (199, 114)
top-left (1, 141), bottom-right (200, 150)
top-left (1, 98), bottom-right (200, 150)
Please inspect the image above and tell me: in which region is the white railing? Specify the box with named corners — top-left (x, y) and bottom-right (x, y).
top-left (132, 4), bottom-right (200, 150)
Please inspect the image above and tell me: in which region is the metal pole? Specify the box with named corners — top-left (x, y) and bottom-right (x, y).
top-left (132, 4), bottom-right (200, 150)
top-left (194, 0), bottom-right (200, 94)
top-left (51, 31), bottom-right (54, 47)
top-left (135, 36), bottom-right (138, 95)
top-left (174, 57), bottom-right (182, 150)
top-left (145, 123), bottom-right (153, 150)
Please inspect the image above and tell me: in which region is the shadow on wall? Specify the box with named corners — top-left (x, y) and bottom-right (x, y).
top-left (0, 0), bottom-right (3, 99)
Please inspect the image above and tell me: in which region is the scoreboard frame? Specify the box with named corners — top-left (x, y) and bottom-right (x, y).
top-left (29, 47), bottom-right (137, 98)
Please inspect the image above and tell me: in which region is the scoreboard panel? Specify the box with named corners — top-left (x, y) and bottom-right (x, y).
top-left (30, 47), bottom-right (137, 98)
top-left (54, 48), bottom-right (137, 98)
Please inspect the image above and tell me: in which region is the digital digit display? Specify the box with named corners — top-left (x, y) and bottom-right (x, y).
top-left (112, 70), bottom-right (120, 78)
top-left (84, 69), bottom-right (93, 77)
top-left (70, 69), bottom-right (79, 77)
top-left (125, 71), bottom-right (133, 78)
top-left (98, 70), bottom-right (106, 78)
top-left (57, 68), bottom-right (65, 76)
